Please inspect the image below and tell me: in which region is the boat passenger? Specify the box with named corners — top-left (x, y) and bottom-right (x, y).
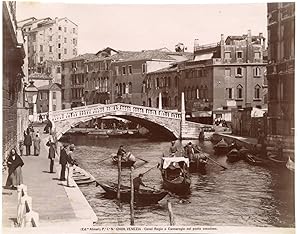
top-left (185, 142), bottom-right (195, 161)
top-left (117, 145), bottom-right (127, 159)
top-left (133, 173), bottom-right (146, 193)
top-left (169, 141), bottom-right (178, 157)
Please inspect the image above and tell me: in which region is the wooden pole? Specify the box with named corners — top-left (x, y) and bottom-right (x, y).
top-left (117, 154), bottom-right (121, 207)
top-left (130, 166), bottom-right (135, 226)
top-left (167, 200), bottom-right (175, 226)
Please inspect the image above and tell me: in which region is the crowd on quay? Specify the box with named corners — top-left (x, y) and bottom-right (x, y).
top-left (4, 118), bottom-right (78, 190)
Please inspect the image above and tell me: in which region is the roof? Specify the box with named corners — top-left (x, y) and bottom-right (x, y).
top-left (38, 83), bottom-right (61, 91)
top-left (62, 53), bottom-right (97, 62)
top-left (29, 73), bottom-right (52, 80)
top-left (58, 17), bottom-right (78, 27)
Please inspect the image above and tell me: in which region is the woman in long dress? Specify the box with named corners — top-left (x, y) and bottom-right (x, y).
top-left (5, 148), bottom-right (24, 189)
top-left (33, 133), bottom-right (41, 156)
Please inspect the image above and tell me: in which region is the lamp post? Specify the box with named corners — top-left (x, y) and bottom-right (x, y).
top-left (25, 80), bottom-right (38, 122)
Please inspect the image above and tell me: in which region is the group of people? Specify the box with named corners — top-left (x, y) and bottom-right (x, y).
top-left (23, 127), bottom-right (41, 156)
top-left (46, 137), bottom-right (76, 187)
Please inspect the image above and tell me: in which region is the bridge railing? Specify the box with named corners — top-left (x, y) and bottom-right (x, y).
top-left (42, 103), bottom-right (182, 122)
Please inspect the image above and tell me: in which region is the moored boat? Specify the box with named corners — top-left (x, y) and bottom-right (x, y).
top-left (213, 138), bottom-right (229, 155)
top-left (160, 157), bottom-right (191, 195)
top-left (96, 182), bottom-right (168, 204)
top-left (286, 157), bottom-right (295, 172)
top-left (111, 152), bottom-right (136, 167)
top-left (189, 153), bottom-right (208, 173)
top-left (244, 153), bottom-right (266, 166)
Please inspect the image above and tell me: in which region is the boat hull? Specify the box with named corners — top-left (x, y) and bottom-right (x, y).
top-left (162, 176), bottom-right (191, 195)
top-left (226, 149), bottom-right (241, 163)
top-left (97, 183), bottom-right (168, 204)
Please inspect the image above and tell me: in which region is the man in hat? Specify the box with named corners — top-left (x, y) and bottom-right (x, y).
top-left (133, 173), bottom-right (146, 193)
top-left (46, 137), bottom-right (56, 173)
top-left (169, 141), bottom-right (178, 157)
top-left (66, 144), bottom-right (76, 187)
top-left (59, 144), bottom-right (68, 181)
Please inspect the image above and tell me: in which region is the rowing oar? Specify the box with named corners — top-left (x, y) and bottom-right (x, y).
top-left (194, 145), bottom-right (227, 170)
top-left (98, 155), bottom-right (113, 164)
top-left (136, 156), bottom-right (148, 163)
top-left (141, 164), bottom-right (158, 176)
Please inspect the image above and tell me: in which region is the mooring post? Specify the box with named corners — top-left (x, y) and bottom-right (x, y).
top-left (130, 166), bottom-right (135, 225)
top-left (117, 154), bottom-right (122, 207)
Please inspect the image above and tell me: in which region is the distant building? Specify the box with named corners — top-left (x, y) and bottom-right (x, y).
top-left (3, 2), bottom-right (28, 156)
top-left (36, 83), bottom-right (62, 113)
top-left (61, 53), bottom-right (97, 108)
top-left (266, 3), bottom-right (295, 148)
top-left (18, 16), bottom-right (78, 85)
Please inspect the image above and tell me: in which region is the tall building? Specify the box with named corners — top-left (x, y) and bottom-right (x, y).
top-left (3, 1), bottom-right (28, 156)
top-left (266, 2), bottom-right (295, 148)
top-left (18, 17), bottom-right (78, 85)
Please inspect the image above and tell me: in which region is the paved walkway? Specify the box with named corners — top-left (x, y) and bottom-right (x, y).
top-left (2, 126), bottom-right (97, 229)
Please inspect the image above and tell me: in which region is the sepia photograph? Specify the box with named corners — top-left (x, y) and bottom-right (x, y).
top-left (1, 0), bottom-right (295, 233)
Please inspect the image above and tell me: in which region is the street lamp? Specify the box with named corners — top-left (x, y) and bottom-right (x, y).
top-left (25, 80), bottom-right (38, 122)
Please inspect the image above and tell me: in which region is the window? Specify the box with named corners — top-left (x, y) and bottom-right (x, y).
top-left (49, 36), bottom-right (52, 41)
top-left (49, 46), bottom-right (52, 52)
top-left (225, 68), bottom-right (231, 77)
top-left (53, 105), bottom-right (56, 111)
top-left (64, 37), bottom-right (67, 43)
top-left (58, 35), bottom-right (61, 39)
top-left (58, 26), bottom-right (62, 30)
top-left (122, 66), bottom-right (126, 75)
top-left (58, 43), bottom-right (61, 48)
top-left (225, 52), bottom-right (231, 59)
top-left (64, 27), bottom-right (67, 32)
top-left (115, 66), bottom-right (119, 76)
top-left (254, 52), bottom-right (261, 59)
top-left (237, 51), bottom-right (243, 59)
top-left (58, 53), bottom-right (61, 59)
top-left (237, 85), bottom-right (243, 99)
top-left (40, 45), bottom-right (43, 52)
top-left (57, 67), bottom-right (61, 73)
top-left (128, 65), bottom-right (132, 74)
top-left (53, 92), bottom-right (56, 99)
top-left (64, 48), bottom-right (67, 54)
top-left (227, 88), bottom-right (233, 99)
top-left (49, 27), bottom-right (52, 31)
top-left (73, 38), bottom-right (76, 45)
top-left (156, 78), bottom-right (159, 88)
top-left (254, 67), bottom-right (261, 77)
top-left (196, 88), bottom-right (199, 99)
top-left (236, 67), bottom-right (242, 77)
top-left (255, 85), bottom-right (261, 99)
top-left (73, 49), bottom-right (77, 56)
top-left (73, 28), bottom-right (76, 33)
top-left (40, 57), bottom-right (43, 62)
top-left (142, 64), bottom-right (147, 73)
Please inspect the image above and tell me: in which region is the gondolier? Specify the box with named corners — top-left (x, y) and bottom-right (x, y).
top-left (133, 173), bottom-right (146, 193)
top-left (117, 145), bottom-right (127, 159)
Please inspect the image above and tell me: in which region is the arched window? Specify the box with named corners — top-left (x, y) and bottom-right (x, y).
top-left (254, 67), bottom-right (261, 77)
top-left (156, 77), bottom-right (159, 88)
top-left (156, 97), bottom-right (159, 108)
top-left (122, 82), bottom-right (126, 94)
top-left (119, 83), bottom-right (122, 95)
top-left (128, 82), bottom-right (132, 94)
top-left (254, 84), bottom-right (261, 99)
top-left (236, 67), bottom-right (242, 76)
top-left (168, 96), bottom-right (171, 107)
top-left (148, 98), bottom-right (152, 107)
top-left (237, 84), bottom-right (243, 99)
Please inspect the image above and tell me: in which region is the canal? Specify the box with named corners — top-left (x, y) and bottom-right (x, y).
top-left (65, 135), bottom-right (294, 227)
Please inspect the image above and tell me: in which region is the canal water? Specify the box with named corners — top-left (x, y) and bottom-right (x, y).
top-left (66, 135), bottom-right (294, 227)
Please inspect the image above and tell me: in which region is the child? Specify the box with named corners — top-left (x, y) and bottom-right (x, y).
top-left (19, 140), bottom-right (24, 156)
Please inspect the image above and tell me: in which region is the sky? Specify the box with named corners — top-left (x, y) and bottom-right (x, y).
top-left (16, 1), bottom-right (267, 54)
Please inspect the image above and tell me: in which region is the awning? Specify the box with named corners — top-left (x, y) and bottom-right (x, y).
top-left (251, 108), bottom-right (267, 117)
top-left (162, 157), bottom-right (189, 169)
top-left (194, 53), bottom-right (213, 61)
top-left (191, 111), bottom-right (212, 117)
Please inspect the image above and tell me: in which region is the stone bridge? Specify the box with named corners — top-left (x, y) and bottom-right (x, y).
top-left (42, 103), bottom-right (212, 140)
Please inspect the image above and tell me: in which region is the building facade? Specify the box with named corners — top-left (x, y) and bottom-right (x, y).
top-left (266, 2), bottom-right (295, 148)
top-left (36, 83), bottom-right (62, 113)
top-left (18, 17), bottom-right (78, 85)
top-left (3, 1), bottom-right (28, 156)
top-left (61, 53), bottom-right (97, 108)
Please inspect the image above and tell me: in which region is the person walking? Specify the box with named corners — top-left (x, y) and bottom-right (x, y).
top-left (46, 137), bottom-right (56, 173)
top-left (59, 144), bottom-right (68, 181)
top-left (66, 144), bottom-right (76, 187)
top-left (24, 128), bottom-right (32, 156)
top-left (33, 133), bottom-right (41, 156)
top-left (5, 148), bottom-right (24, 189)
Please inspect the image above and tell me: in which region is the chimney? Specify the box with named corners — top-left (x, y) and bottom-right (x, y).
top-left (55, 17), bottom-right (58, 24)
top-left (259, 32), bottom-right (263, 37)
top-left (220, 34), bottom-right (224, 60)
top-left (194, 39), bottom-right (199, 51)
top-left (247, 29), bottom-right (251, 38)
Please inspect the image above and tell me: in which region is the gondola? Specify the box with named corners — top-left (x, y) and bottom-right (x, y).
top-left (111, 153), bottom-right (136, 167)
top-left (213, 138), bottom-right (229, 155)
top-left (160, 157), bottom-right (191, 195)
top-left (189, 153), bottom-right (208, 173)
top-left (226, 148), bottom-right (241, 163)
top-left (244, 153), bottom-right (266, 166)
top-left (96, 182), bottom-right (168, 204)
top-left (286, 157), bottom-right (295, 172)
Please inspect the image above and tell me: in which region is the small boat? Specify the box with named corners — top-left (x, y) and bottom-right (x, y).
top-left (160, 157), bottom-right (191, 195)
top-left (96, 182), bottom-right (168, 204)
top-left (286, 157), bottom-right (295, 172)
top-left (213, 138), bottom-right (229, 155)
top-left (238, 147), bottom-right (249, 158)
top-left (189, 153), bottom-right (208, 173)
top-left (267, 154), bottom-right (287, 167)
top-left (226, 148), bottom-right (241, 163)
top-left (244, 153), bottom-right (266, 166)
top-left (111, 152), bottom-right (136, 168)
